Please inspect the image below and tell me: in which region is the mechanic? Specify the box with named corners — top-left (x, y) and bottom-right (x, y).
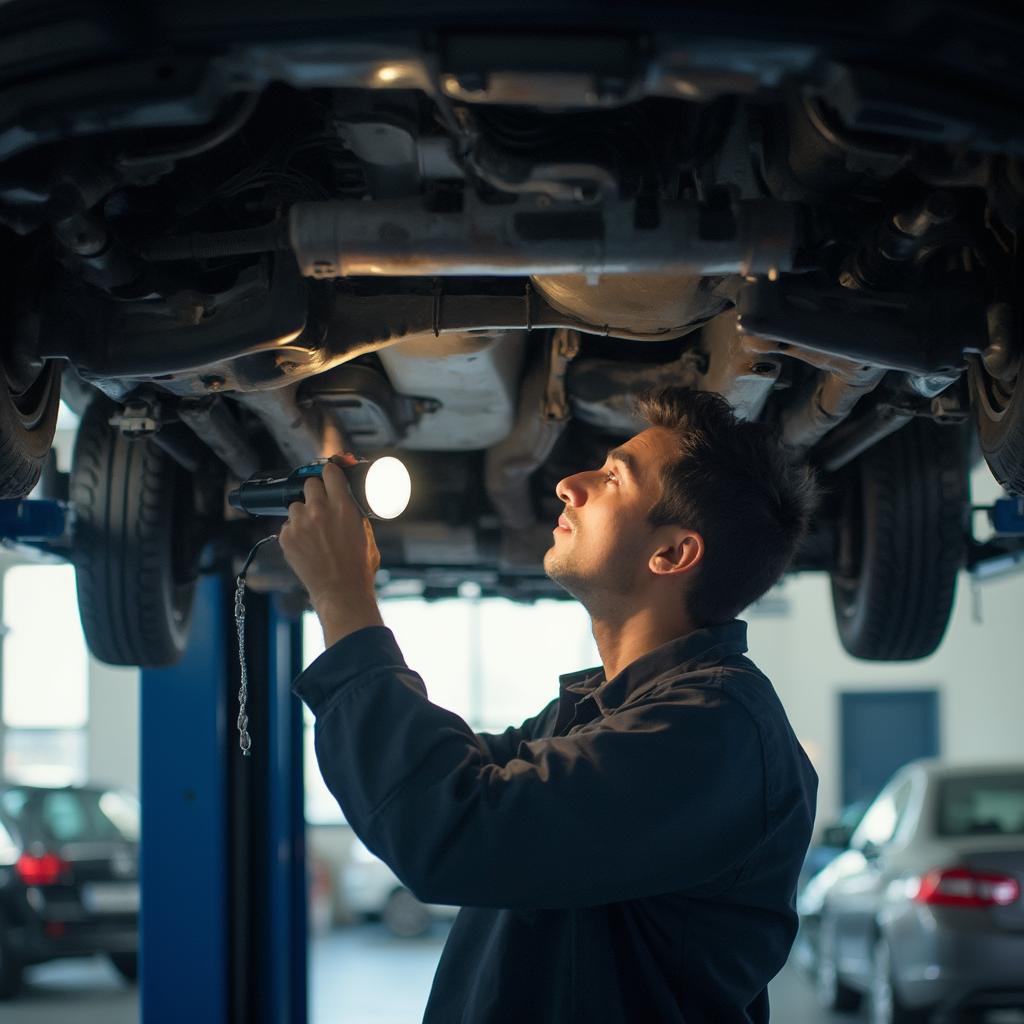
top-left (281, 386), bottom-right (820, 1023)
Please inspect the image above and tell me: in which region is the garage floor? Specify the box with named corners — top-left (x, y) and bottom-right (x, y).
top-left (311, 924), bottom-right (856, 1024)
top-left (11, 927), bottom-right (1024, 1023)
top-left (1, 925), bottom-right (857, 1024)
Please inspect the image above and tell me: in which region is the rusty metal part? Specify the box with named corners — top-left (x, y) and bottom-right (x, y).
top-left (697, 311), bottom-right (779, 422)
top-left (177, 396), bottom-right (261, 479)
top-left (565, 355), bottom-right (699, 435)
top-left (741, 331), bottom-right (885, 448)
top-left (541, 329), bottom-right (582, 421)
top-left (781, 365), bottom-right (886, 449)
top-left (484, 332), bottom-right (580, 565)
top-left (839, 191), bottom-right (957, 291)
top-left (814, 405), bottom-right (914, 472)
top-left (531, 273), bottom-right (735, 342)
top-left (735, 279), bottom-right (977, 376)
top-left (233, 385), bottom-right (340, 467)
top-left (981, 302), bottom-right (1019, 382)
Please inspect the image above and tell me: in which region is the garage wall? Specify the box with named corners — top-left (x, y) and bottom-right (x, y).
top-left (0, 416), bottom-right (141, 795)
top-left (747, 456), bottom-right (1024, 835)
top-left (86, 659), bottom-right (139, 793)
top-left (0, 548), bottom-right (140, 794)
top-left (749, 566), bottom-right (1024, 834)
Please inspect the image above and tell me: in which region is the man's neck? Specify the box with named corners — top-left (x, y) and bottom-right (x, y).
top-left (590, 602), bottom-right (696, 682)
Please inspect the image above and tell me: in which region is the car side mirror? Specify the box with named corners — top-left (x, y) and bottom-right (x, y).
top-left (822, 824), bottom-right (854, 848)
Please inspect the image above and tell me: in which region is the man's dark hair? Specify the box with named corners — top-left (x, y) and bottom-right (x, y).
top-left (636, 387), bottom-right (820, 626)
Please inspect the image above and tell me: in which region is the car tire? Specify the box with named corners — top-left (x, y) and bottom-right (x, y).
top-left (0, 358), bottom-right (62, 499)
top-left (382, 888), bottom-right (431, 939)
top-left (108, 951), bottom-right (138, 984)
top-left (969, 349), bottom-right (1024, 496)
top-left (815, 916), bottom-right (862, 1013)
top-left (829, 418), bottom-right (967, 661)
top-left (0, 917), bottom-right (24, 999)
top-left (869, 937), bottom-right (927, 1024)
top-left (70, 397), bottom-right (199, 666)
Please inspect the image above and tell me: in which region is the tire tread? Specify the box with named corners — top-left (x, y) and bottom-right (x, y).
top-left (71, 398), bottom-right (194, 666)
top-left (833, 420), bottom-right (966, 661)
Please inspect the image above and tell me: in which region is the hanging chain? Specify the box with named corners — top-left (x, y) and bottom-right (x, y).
top-left (233, 534), bottom-right (278, 758)
top-left (234, 573), bottom-right (253, 757)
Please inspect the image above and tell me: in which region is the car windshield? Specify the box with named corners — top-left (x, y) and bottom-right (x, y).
top-left (937, 774), bottom-right (1024, 838)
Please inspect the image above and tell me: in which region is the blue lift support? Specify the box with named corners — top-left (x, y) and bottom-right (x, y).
top-left (140, 576), bottom-right (309, 1024)
top-left (0, 499), bottom-right (310, 1024)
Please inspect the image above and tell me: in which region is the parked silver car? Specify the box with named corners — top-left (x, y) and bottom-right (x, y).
top-left (800, 760), bottom-right (1024, 1024)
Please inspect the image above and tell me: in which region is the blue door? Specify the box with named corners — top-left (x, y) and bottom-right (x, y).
top-left (840, 690), bottom-right (939, 807)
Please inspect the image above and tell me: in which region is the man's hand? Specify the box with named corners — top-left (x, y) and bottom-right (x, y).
top-left (278, 454), bottom-right (384, 647)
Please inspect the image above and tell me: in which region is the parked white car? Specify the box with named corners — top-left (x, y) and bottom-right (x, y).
top-left (341, 838), bottom-right (459, 938)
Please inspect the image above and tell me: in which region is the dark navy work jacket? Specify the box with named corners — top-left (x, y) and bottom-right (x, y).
top-left (293, 618), bottom-right (818, 1023)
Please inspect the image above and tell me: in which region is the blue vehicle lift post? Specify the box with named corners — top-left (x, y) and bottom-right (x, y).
top-left (140, 576), bottom-right (309, 1024)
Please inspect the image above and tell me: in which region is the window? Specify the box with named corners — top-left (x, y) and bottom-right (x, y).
top-left (851, 778), bottom-right (914, 849)
top-left (37, 788), bottom-right (139, 843)
top-left (2, 564), bottom-right (88, 728)
top-left (1, 564), bottom-right (89, 785)
top-left (938, 774), bottom-right (1024, 837)
top-left (99, 789), bottom-right (141, 841)
top-left (3, 730), bottom-right (87, 788)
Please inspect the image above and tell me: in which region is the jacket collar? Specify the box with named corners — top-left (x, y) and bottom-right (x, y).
top-left (558, 619), bottom-right (749, 716)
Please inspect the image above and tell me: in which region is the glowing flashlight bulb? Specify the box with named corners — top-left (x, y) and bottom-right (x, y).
top-left (363, 456), bottom-right (411, 519)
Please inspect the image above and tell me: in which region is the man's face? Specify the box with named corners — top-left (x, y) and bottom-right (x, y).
top-left (543, 426), bottom-right (680, 602)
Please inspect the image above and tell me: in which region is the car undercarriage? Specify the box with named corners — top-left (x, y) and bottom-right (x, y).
top-left (1, 3), bottom-right (1022, 665)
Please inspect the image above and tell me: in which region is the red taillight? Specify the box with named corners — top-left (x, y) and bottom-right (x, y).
top-left (15, 852), bottom-right (72, 886)
top-left (914, 867), bottom-right (1021, 908)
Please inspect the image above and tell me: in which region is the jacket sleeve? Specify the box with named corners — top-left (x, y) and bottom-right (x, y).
top-left (293, 626), bottom-right (767, 909)
top-left (474, 701), bottom-right (559, 766)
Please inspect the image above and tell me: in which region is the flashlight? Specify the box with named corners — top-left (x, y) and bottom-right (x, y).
top-left (228, 455), bottom-right (411, 519)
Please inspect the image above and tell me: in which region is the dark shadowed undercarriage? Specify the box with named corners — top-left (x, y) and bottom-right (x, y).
top-left (1, 2), bottom-right (1022, 665)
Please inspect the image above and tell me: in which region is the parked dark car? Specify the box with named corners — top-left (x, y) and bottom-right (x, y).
top-left (798, 760), bottom-right (1024, 1024)
top-left (1, 3), bottom-right (1023, 669)
top-left (0, 783), bottom-right (140, 998)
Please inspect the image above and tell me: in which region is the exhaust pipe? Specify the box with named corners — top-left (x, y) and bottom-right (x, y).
top-left (287, 197), bottom-right (796, 279)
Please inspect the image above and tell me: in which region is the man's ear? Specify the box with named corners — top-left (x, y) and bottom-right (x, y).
top-left (649, 530), bottom-right (704, 577)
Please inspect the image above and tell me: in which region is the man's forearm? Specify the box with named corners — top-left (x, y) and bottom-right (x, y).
top-left (314, 594), bottom-right (384, 648)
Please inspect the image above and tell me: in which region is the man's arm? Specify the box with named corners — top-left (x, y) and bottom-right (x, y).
top-left (275, 457), bottom-right (560, 767)
top-left (293, 626), bottom-right (767, 910)
top-left (474, 701), bottom-right (559, 767)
